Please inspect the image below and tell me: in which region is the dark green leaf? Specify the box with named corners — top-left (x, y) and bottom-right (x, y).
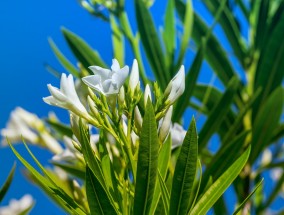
top-left (199, 77), bottom-right (239, 149)
top-left (134, 0), bottom-right (168, 89)
top-left (169, 117), bottom-right (198, 215)
top-left (62, 28), bottom-right (107, 72)
top-left (233, 178), bottom-right (264, 215)
top-left (158, 170), bottom-right (170, 214)
top-left (86, 166), bottom-right (118, 215)
top-left (48, 38), bottom-right (80, 78)
top-left (173, 41), bottom-right (204, 121)
top-left (134, 99), bottom-right (159, 215)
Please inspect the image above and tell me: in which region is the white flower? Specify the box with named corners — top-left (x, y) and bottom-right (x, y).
top-left (40, 131), bottom-right (63, 154)
top-left (0, 194), bottom-right (34, 215)
top-left (43, 74), bottom-right (88, 116)
top-left (1, 109), bottom-right (39, 145)
top-left (82, 59), bottom-right (129, 95)
top-left (144, 84), bottom-right (152, 107)
top-left (164, 65), bottom-right (185, 104)
top-left (171, 123), bottom-right (186, 149)
top-left (159, 106), bottom-right (173, 143)
top-left (270, 168), bottom-right (283, 181)
top-left (261, 149), bottom-right (272, 166)
top-left (129, 59), bottom-right (140, 93)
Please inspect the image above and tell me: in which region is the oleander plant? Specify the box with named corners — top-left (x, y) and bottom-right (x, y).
top-left (1, 0), bottom-right (283, 214)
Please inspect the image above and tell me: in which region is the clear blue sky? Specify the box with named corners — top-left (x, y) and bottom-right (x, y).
top-left (0, 0), bottom-right (282, 214)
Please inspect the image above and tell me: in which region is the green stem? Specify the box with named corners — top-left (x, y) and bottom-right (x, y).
top-left (118, 12), bottom-right (148, 86)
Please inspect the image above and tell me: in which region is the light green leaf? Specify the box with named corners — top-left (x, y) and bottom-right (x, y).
top-left (86, 166), bottom-right (118, 215)
top-left (158, 170), bottom-right (170, 214)
top-left (46, 119), bottom-right (73, 138)
top-left (110, 14), bottom-right (124, 65)
top-left (175, 0), bottom-right (193, 68)
top-left (62, 28), bottom-right (107, 72)
top-left (149, 135), bottom-right (172, 214)
top-left (169, 117), bottom-right (198, 215)
top-left (48, 38), bottom-right (80, 78)
top-left (191, 146), bottom-right (251, 215)
top-left (163, 0), bottom-right (175, 69)
top-left (0, 163), bottom-right (16, 202)
top-left (8, 142), bottom-right (86, 215)
top-left (51, 161), bottom-right (85, 179)
top-left (134, 0), bottom-right (168, 89)
top-left (233, 178), bottom-right (264, 215)
top-left (134, 99), bottom-right (159, 215)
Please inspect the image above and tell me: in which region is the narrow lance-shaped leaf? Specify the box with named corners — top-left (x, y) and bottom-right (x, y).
top-left (0, 163), bottom-right (16, 202)
top-left (134, 0), bottom-right (168, 89)
top-left (233, 178), bottom-right (264, 215)
top-left (163, 0), bottom-right (176, 70)
top-left (62, 27), bottom-right (107, 72)
top-left (191, 145), bottom-right (251, 215)
top-left (158, 170), bottom-right (170, 214)
top-left (175, 0), bottom-right (193, 69)
top-left (149, 134), bottom-right (172, 214)
top-left (110, 14), bottom-right (124, 65)
top-left (134, 99), bottom-right (159, 215)
top-left (85, 166), bottom-right (118, 215)
top-left (199, 77), bottom-right (239, 149)
top-left (169, 117), bottom-right (198, 215)
top-left (48, 38), bottom-right (80, 78)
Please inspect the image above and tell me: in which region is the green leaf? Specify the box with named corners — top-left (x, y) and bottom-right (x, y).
top-left (8, 142), bottom-right (86, 215)
top-left (110, 14), bottom-right (124, 65)
top-left (48, 38), bottom-right (80, 78)
top-left (149, 135), bottom-right (172, 214)
top-left (175, 0), bottom-right (193, 68)
top-left (85, 166), bottom-right (118, 215)
top-left (62, 28), bottom-right (107, 72)
top-left (134, 99), bottom-right (159, 215)
top-left (169, 117), bottom-right (198, 215)
top-left (51, 161), bottom-right (85, 179)
top-left (134, 0), bottom-right (168, 89)
top-left (199, 77), bottom-right (239, 149)
top-left (233, 178), bottom-right (264, 215)
top-left (202, 0), bottom-right (246, 65)
top-left (173, 41), bottom-right (204, 121)
top-left (46, 119), bottom-right (73, 138)
top-left (191, 146), bottom-right (251, 215)
top-left (158, 170), bottom-right (170, 214)
top-left (253, 12), bottom-right (284, 119)
top-left (250, 87), bottom-right (284, 163)
top-left (163, 0), bottom-right (176, 69)
top-left (0, 163), bottom-right (16, 202)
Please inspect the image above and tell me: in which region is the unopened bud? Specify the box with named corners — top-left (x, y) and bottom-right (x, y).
top-left (134, 106), bottom-right (143, 131)
top-left (158, 106), bottom-right (173, 143)
top-left (144, 84), bottom-right (152, 107)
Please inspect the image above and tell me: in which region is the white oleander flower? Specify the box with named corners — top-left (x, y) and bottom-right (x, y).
top-left (159, 106), bottom-right (173, 143)
top-left (144, 84), bottom-right (152, 107)
top-left (1, 109), bottom-right (39, 145)
top-left (164, 65), bottom-right (185, 104)
top-left (40, 131), bottom-right (63, 154)
top-left (261, 149), bottom-right (272, 166)
top-left (171, 123), bottom-right (186, 149)
top-left (0, 194), bottom-right (34, 215)
top-left (129, 59), bottom-right (140, 94)
top-left (82, 59), bottom-right (129, 95)
top-left (43, 74), bottom-right (88, 117)
top-left (270, 168), bottom-right (283, 181)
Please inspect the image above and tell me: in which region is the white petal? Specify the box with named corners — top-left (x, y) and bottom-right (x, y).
top-left (60, 73), bottom-right (68, 95)
top-left (47, 84), bottom-right (67, 102)
top-left (129, 59), bottom-right (139, 92)
top-left (111, 59), bottom-right (120, 72)
top-left (89, 66), bottom-right (111, 81)
top-left (82, 75), bottom-right (102, 91)
top-left (112, 66), bottom-right (129, 88)
top-left (144, 84), bottom-right (152, 107)
top-left (43, 96), bottom-right (63, 107)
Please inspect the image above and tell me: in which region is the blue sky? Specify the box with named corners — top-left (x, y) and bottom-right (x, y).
top-left (0, 0), bottom-right (282, 214)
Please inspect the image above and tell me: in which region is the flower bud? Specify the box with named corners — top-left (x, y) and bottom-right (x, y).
top-left (158, 106), bottom-right (173, 143)
top-left (118, 86), bottom-right (125, 107)
top-left (144, 84), bottom-right (152, 107)
top-left (134, 106), bottom-right (142, 131)
top-left (164, 65), bottom-right (185, 104)
top-left (129, 59), bottom-right (140, 95)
